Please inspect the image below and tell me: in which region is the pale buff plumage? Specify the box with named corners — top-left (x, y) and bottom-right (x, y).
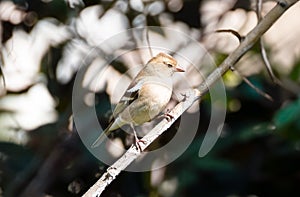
top-left (91, 52), bottom-right (184, 148)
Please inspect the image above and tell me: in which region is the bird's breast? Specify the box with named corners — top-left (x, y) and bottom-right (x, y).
top-left (119, 82), bottom-right (173, 125)
top-left (139, 83), bottom-right (172, 107)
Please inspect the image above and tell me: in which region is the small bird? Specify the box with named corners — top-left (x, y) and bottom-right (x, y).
top-left (91, 52), bottom-right (184, 148)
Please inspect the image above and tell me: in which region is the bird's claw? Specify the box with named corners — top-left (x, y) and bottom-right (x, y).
top-left (164, 109), bottom-right (174, 122)
top-left (180, 92), bottom-right (189, 102)
top-left (134, 138), bottom-right (146, 152)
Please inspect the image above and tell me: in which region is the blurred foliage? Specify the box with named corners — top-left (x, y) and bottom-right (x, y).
top-left (0, 0), bottom-right (300, 197)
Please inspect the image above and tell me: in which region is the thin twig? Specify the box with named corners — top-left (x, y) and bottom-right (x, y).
top-left (260, 39), bottom-right (281, 83)
top-left (216, 29), bottom-right (273, 101)
top-left (83, 0), bottom-right (299, 196)
top-left (256, 0), bottom-right (263, 20)
top-left (145, 27), bottom-right (153, 58)
top-left (256, 1), bottom-right (295, 94)
top-left (0, 54), bottom-right (6, 96)
top-left (215, 29), bottom-right (244, 42)
top-left (256, 0), bottom-right (282, 84)
top-left (230, 67), bottom-right (273, 101)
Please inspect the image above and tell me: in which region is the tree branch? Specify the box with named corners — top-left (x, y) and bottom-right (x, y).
top-left (83, 0), bottom-right (299, 196)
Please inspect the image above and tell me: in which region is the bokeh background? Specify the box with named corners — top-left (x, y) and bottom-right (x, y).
top-left (1, 0), bottom-right (300, 196)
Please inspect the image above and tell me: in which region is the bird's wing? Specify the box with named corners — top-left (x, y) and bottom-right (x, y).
top-left (92, 79), bottom-right (142, 148)
top-left (112, 78), bottom-right (143, 116)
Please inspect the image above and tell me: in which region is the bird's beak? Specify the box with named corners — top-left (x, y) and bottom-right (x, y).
top-left (175, 65), bottom-right (185, 72)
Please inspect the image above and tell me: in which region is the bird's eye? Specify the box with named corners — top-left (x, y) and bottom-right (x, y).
top-left (167, 63), bottom-right (173, 68)
top-left (163, 61), bottom-right (173, 68)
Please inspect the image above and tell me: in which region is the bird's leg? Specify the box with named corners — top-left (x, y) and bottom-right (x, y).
top-left (130, 124), bottom-right (146, 152)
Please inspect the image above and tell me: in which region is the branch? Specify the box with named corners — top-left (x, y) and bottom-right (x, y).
top-left (83, 0), bottom-right (299, 196)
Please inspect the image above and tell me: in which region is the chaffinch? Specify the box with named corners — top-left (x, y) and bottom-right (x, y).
top-left (92, 52), bottom-right (184, 148)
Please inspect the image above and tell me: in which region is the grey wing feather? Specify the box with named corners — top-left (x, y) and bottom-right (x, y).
top-left (91, 121), bottom-right (114, 148)
top-left (113, 78), bottom-right (142, 116)
top-left (91, 75), bottom-right (143, 148)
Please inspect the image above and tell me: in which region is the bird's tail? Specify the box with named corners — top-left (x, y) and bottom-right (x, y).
top-left (91, 121), bottom-right (114, 148)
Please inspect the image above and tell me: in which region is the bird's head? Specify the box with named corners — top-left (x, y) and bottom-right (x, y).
top-left (147, 52), bottom-right (185, 77)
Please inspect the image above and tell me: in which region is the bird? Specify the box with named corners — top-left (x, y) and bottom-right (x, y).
top-left (91, 52), bottom-right (185, 149)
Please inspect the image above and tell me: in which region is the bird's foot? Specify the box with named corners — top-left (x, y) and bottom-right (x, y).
top-left (164, 109), bottom-right (174, 122)
top-left (134, 137), bottom-right (146, 152)
top-left (180, 92), bottom-right (189, 102)
top-left (131, 126), bottom-right (146, 152)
